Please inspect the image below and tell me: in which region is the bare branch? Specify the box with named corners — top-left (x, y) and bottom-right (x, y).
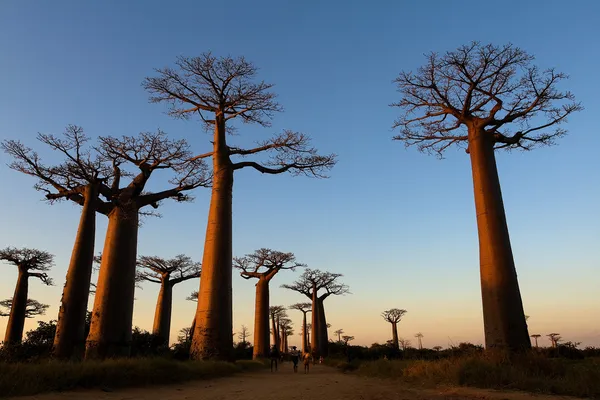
top-left (0, 298), bottom-right (49, 318)
top-left (136, 254), bottom-right (201, 286)
top-left (381, 308), bottom-right (407, 324)
top-left (234, 248), bottom-right (305, 282)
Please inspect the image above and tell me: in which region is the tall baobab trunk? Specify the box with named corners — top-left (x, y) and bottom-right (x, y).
top-left (271, 313), bottom-right (278, 348)
top-left (468, 128), bottom-right (530, 351)
top-left (253, 278), bottom-right (269, 359)
top-left (85, 205), bottom-right (139, 359)
top-left (53, 184), bottom-right (98, 359)
top-left (284, 330), bottom-right (289, 353)
top-left (317, 298), bottom-right (329, 356)
top-left (391, 322), bottom-right (399, 350)
top-left (302, 312), bottom-right (308, 354)
top-left (4, 269), bottom-right (29, 345)
top-left (152, 279), bottom-right (173, 346)
top-left (310, 286), bottom-right (319, 356)
top-left (191, 115), bottom-right (234, 361)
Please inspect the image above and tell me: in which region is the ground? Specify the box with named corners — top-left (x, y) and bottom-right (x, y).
top-left (9, 364), bottom-right (578, 400)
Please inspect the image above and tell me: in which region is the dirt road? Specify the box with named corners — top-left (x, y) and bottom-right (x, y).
top-left (9, 364), bottom-right (575, 400)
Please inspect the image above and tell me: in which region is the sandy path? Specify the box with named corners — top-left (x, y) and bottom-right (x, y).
top-left (9, 364), bottom-right (578, 400)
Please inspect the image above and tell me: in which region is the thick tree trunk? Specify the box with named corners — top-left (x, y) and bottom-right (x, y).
top-left (468, 127), bottom-right (530, 351)
top-left (85, 204), bottom-right (139, 359)
top-left (284, 331), bottom-right (288, 353)
top-left (152, 280), bottom-right (173, 346)
top-left (391, 322), bottom-right (399, 350)
top-left (191, 115), bottom-right (234, 361)
top-left (302, 312), bottom-right (308, 354)
top-left (252, 278), bottom-right (270, 359)
top-left (317, 298), bottom-right (329, 356)
top-left (53, 184), bottom-right (98, 359)
top-left (4, 269), bottom-right (29, 345)
top-left (271, 313), bottom-right (278, 348)
top-left (310, 289), bottom-right (319, 356)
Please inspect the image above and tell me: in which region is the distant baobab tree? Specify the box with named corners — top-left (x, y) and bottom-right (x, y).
top-left (381, 308), bottom-right (407, 350)
top-left (547, 333), bottom-right (561, 348)
top-left (0, 247), bottom-right (54, 345)
top-left (289, 302), bottom-right (312, 354)
top-left (342, 335), bottom-right (354, 345)
top-left (530, 334), bottom-right (541, 348)
top-left (136, 255), bottom-right (201, 346)
top-left (0, 299), bottom-right (49, 319)
top-left (187, 290), bottom-right (199, 337)
top-left (269, 305), bottom-right (286, 350)
top-left (282, 269), bottom-right (349, 357)
top-left (433, 345), bottom-right (442, 352)
top-left (334, 328), bottom-right (344, 343)
top-left (238, 325), bottom-right (251, 346)
top-left (1, 126), bottom-right (114, 359)
top-left (398, 337), bottom-right (411, 351)
top-left (85, 132), bottom-right (210, 359)
top-left (234, 249), bottom-right (304, 359)
top-left (279, 318), bottom-right (293, 353)
top-left (415, 332), bottom-right (424, 350)
top-left (144, 53), bottom-right (337, 360)
top-left (391, 42), bottom-right (581, 351)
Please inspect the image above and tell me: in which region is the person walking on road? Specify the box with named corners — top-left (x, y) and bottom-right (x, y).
top-left (269, 345), bottom-right (280, 372)
top-left (290, 346), bottom-right (300, 372)
top-left (302, 351), bottom-right (312, 373)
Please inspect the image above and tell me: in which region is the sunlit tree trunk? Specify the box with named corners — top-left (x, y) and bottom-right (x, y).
top-left (85, 204), bottom-right (139, 359)
top-left (253, 278), bottom-right (269, 359)
top-left (4, 269), bottom-right (29, 345)
top-left (191, 114), bottom-right (234, 361)
top-left (391, 322), bottom-right (399, 350)
top-left (53, 184), bottom-right (98, 359)
top-left (302, 312), bottom-right (308, 354)
top-left (310, 286), bottom-right (319, 356)
top-left (152, 279), bottom-right (173, 346)
top-left (271, 313), bottom-right (278, 348)
top-left (468, 126), bottom-right (530, 351)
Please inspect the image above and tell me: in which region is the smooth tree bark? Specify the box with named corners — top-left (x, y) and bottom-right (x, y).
top-left (1, 126), bottom-right (113, 359)
top-left (282, 269), bottom-right (349, 357)
top-left (0, 248), bottom-right (54, 345)
top-left (85, 132), bottom-right (210, 359)
top-left (289, 302), bottom-right (312, 354)
top-left (381, 308), bottom-right (407, 350)
top-left (144, 54), bottom-right (336, 360)
top-left (391, 42), bottom-right (581, 351)
top-left (234, 249), bottom-right (304, 359)
top-left (136, 255), bottom-right (201, 346)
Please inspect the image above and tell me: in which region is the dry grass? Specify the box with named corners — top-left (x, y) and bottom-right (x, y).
top-left (333, 353), bottom-right (600, 398)
top-left (0, 358), bottom-right (265, 397)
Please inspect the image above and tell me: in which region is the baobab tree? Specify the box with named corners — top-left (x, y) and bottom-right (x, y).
top-left (0, 299), bottom-right (49, 318)
top-left (234, 249), bottom-right (304, 359)
top-left (136, 255), bottom-right (201, 346)
top-left (1, 126), bottom-right (114, 359)
top-left (0, 247), bottom-right (54, 345)
top-left (433, 345), bottom-right (443, 352)
top-left (187, 290), bottom-right (198, 334)
top-left (144, 53), bottom-right (337, 360)
top-left (334, 328), bottom-right (344, 343)
top-left (381, 308), bottom-right (407, 350)
top-left (530, 334), bottom-right (541, 348)
top-left (282, 269), bottom-right (349, 357)
top-left (398, 338), bottom-right (411, 351)
top-left (279, 318), bottom-right (293, 353)
top-left (289, 302), bottom-right (312, 354)
top-left (415, 332), bottom-right (424, 350)
top-left (238, 325), bottom-right (251, 346)
top-left (85, 132), bottom-right (210, 359)
top-left (391, 42), bottom-right (581, 351)
top-left (269, 305), bottom-right (286, 349)
top-left (547, 333), bottom-right (561, 348)
top-left (342, 335), bottom-right (354, 346)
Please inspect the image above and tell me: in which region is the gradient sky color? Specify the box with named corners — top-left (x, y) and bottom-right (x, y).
top-left (1, 0), bottom-right (598, 349)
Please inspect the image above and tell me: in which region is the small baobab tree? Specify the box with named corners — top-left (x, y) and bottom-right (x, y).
top-left (136, 254), bottom-right (201, 346)
top-left (433, 345), bottom-right (443, 352)
top-left (0, 299), bottom-right (49, 319)
top-left (269, 305), bottom-right (286, 350)
top-left (234, 249), bottom-right (304, 359)
top-left (279, 318), bottom-right (293, 353)
top-left (0, 247), bottom-right (54, 345)
top-left (547, 333), bottom-right (561, 348)
top-left (342, 335), bottom-right (354, 346)
top-left (530, 334), bottom-right (541, 348)
top-left (282, 269), bottom-right (349, 357)
top-left (85, 132), bottom-right (210, 359)
top-left (398, 338), bottom-right (411, 351)
top-left (415, 332), bottom-right (424, 350)
top-left (2, 126), bottom-right (113, 359)
top-left (238, 325), bottom-right (251, 346)
top-left (381, 308), bottom-right (407, 350)
top-left (289, 302), bottom-right (312, 354)
top-left (334, 329), bottom-right (344, 343)
top-left (391, 42), bottom-right (581, 351)
top-left (144, 53), bottom-right (337, 360)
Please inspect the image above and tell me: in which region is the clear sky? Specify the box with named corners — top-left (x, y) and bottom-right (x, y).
top-left (0, 0), bottom-right (598, 349)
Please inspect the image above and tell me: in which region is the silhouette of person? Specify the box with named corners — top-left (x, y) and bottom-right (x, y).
top-left (302, 351), bottom-right (312, 373)
top-left (269, 345), bottom-right (280, 372)
top-left (290, 346), bottom-right (300, 372)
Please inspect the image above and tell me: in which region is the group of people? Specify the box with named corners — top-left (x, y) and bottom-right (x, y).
top-left (269, 345), bottom-right (319, 373)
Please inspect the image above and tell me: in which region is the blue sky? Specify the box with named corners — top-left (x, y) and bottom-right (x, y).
top-left (0, 0), bottom-right (598, 348)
